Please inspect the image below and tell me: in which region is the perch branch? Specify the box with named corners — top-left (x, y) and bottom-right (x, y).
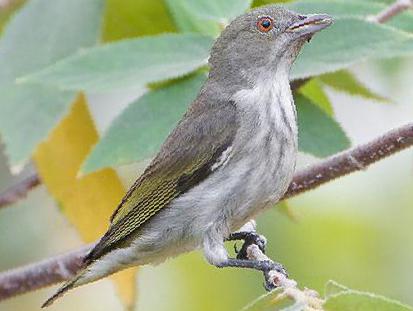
top-left (0, 123), bottom-right (413, 301)
top-left (0, 174), bottom-right (40, 209)
top-left (0, 245), bottom-right (91, 300)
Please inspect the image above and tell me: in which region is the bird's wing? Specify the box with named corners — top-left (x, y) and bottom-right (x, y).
top-left (84, 101), bottom-right (238, 263)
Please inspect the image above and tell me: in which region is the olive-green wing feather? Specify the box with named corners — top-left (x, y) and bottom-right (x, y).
top-left (84, 101), bottom-right (237, 263)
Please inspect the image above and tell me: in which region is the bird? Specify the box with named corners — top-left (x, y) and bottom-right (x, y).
top-left (42, 5), bottom-right (332, 307)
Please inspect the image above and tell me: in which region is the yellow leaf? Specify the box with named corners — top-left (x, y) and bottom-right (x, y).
top-left (33, 94), bottom-right (137, 309)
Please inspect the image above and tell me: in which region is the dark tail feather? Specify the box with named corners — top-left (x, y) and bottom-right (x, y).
top-left (41, 273), bottom-right (83, 308)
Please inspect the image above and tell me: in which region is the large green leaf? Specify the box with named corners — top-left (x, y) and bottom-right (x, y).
top-left (165, 0), bottom-right (221, 37)
top-left (81, 74), bottom-right (206, 173)
top-left (296, 95), bottom-right (350, 157)
top-left (287, 0), bottom-right (413, 33)
top-left (0, 0), bottom-right (103, 172)
top-left (184, 0), bottom-right (253, 22)
top-left (291, 18), bottom-right (413, 80)
top-left (320, 70), bottom-right (387, 102)
top-left (298, 79), bottom-right (334, 115)
top-left (22, 14), bottom-right (413, 94)
top-left (20, 33), bottom-right (214, 92)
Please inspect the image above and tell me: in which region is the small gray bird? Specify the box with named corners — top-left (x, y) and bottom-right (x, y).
top-left (43, 5), bottom-right (332, 307)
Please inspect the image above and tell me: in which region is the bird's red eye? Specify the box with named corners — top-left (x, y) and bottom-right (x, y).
top-left (257, 17), bottom-right (273, 32)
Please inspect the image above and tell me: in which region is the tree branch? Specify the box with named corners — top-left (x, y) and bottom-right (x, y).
top-left (0, 174), bottom-right (40, 209)
top-left (369, 0), bottom-right (412, 23)
top-left (284, 123), bottom-right (413, 199)
top-left (0, 245), bottom-right (91, 300)
top-left (0, 123), bottom-right (412, 301)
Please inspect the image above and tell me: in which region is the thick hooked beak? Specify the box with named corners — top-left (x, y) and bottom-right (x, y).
top-left (286, 14), bottom-right (333, 36)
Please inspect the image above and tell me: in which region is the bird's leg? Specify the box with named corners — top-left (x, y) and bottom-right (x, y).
top-left (216, 258), bottom-right (288, 291)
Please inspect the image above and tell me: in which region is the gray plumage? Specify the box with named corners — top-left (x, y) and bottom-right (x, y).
top-left (43, 5), bottom-right (332, 307)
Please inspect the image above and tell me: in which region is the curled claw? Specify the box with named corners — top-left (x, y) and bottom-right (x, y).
top-left (234, 242), bottom-right (240, 254)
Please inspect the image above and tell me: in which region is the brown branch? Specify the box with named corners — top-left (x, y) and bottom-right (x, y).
top-left (0, 174), bottom-right (40, 209)
top-left (0, 122), bottom-right (412, 301)
top-left (0, 245), bottom-right (91, 300)
top-left (369, 0), bottom-right (412, 23)
top-left (283, 123), bottom-right (413, 198)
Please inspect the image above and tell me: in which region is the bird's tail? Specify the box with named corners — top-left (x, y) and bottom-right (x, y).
top-left (41, 269), bottom-right (88, 308)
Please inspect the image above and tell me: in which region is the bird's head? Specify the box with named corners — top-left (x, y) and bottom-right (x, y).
top-left (208, 6), bottom-right (332, 87)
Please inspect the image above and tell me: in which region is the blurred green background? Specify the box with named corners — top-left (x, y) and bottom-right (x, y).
top-left (1, 0), bottom-right (413, 310)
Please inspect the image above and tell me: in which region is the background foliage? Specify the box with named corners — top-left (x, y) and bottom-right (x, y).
top-left (0, 0), bottom-right (412, 310)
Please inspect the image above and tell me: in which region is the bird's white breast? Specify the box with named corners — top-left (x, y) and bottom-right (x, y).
top-left (163, 71), bottom-right (298, 237)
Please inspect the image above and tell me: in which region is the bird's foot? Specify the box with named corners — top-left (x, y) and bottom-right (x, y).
top-left (227, 231), bottom-right (267, 259)
top-left (216, 258), bottom-right (288, 291)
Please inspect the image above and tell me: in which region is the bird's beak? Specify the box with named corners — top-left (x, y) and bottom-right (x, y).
top-left (286, 14), bottom-right (333, 36)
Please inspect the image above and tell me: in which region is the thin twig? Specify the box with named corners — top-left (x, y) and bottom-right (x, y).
top-left (0, 123), bottom-right (412, 301)
top-left (246, 244), bottom-right (324, 310)
top-left (0, 174), bottom-right (40, 209)
top-left (369, 0), bottom-right (412, 23)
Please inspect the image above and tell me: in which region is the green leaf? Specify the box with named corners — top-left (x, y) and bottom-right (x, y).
top-left (296, 95), bottom-right (350, 157)
top-left (298, 79), bottom-right (334, 116)
top-left (20, 33), bottom-right (214, 92)
top-left (325, 291), bottom-right (413, 311)
top-left (81, 74), bottom-right (206, 173)
top-left (286, 0), bottom-right (413, 33)
top-left (165, 0), bottom-right (221, 37)
top-left (102, 0), bottom-right (176, 42)
top-left (184, 0), bottom-right (253, 22)
top-left (240, 289), bottom-right (296, 311)
top-left (319, 70), bottom-right (387, 102)
top-left (0, 0), bottom-right (103, 172)
top-left (291, 18), bottom-right (413, 80)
